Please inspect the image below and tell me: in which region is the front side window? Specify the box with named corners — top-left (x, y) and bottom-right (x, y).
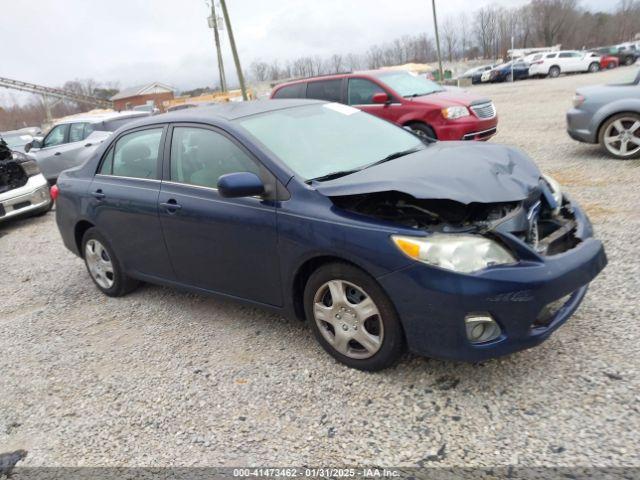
top-left (348, 78), bottom-right (385, 105)
top-left (272, 83), bottom-right (306, 99)
top-left (170, 127), bottom-right (259, 189)
top-left (68, 123), bottom-right (86, 143)
top-left (237, 103), bottom-right (423, 181)
top-left (373, 71), bottom-right (444, 98)
top-left (306, 80), bottom-right (342, 102)
top-left (43, 124), bottom-right (69, 148)
top-left (109, 128), bottom-right (163, 179)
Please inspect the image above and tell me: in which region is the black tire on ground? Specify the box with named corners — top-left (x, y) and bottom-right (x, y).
top-left (303, 262), bottom-right (405, 372)
top-left (607, 62), bottom-right (617, 69)
top-left (598, 112), bottom-right (640, 160)
top-left (624, 56), bottom-right (635, 66)
top-left (548, 66), bottom-right (561, 78)
top-left (408, 122), bottom-right (437, 142)
top-left (81, 227), bottom-right (139, 297)
top-left (588, 62), bottom-right (600, 73)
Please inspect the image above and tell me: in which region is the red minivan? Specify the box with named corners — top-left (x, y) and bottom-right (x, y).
top-left (271, 70), bottom-right (498, 141)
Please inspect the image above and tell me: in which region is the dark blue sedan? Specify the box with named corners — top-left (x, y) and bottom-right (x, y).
top-left (54, 100), bottom-right (606, 371)
top-left (489, 61), bottom-right (530, 83)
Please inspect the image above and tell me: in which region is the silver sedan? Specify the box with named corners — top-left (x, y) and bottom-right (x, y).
top-left (567, 68), bottom-right (640, 159)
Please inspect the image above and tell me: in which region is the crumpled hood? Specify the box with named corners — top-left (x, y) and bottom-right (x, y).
top-left (315, 142), bottom-right (542, 205)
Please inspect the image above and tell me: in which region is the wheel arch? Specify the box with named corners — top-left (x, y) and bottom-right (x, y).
top-left (596, 110), bottom-right (640, 143)
top-left (291, 255), bottom-right (369, 322)
top-left (74, 219), bottom-right (95, 258)
top-left (402, 120), bottom-right (438, 139)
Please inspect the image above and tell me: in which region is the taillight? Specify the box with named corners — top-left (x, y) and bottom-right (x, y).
top-left (532, 60), bottom-right (544, 65)
top-left (50, 184), bottom-right (59, 201)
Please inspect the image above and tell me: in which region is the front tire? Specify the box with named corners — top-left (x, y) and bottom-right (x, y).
top-left (624, 56), bottom-right (635, 66)
top-left (304, 262), bottom-right (405, 371)
top-left (82, 227), bottom-right (139, 297)
top-left (408, 123), bottom-right (437, 142)
top-left (598, 113), bottom-right (640, 159)
top-left (588, 62), bottom-right (600, 73)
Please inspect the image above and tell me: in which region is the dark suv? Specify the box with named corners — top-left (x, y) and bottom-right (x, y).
top-left (271, 70), bottom-right (498, 141)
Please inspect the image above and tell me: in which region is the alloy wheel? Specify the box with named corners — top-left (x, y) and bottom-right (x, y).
top-left (603, 117), bottom-right (640, 158)
top-left (312, 280), bottom-right (383, 360)
top-left (85, 239), bottom-right (115, 289)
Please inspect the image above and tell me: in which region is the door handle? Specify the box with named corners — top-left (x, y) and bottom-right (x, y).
top-left (92, 190), bottom-right (105, 200)
top-left (84, 143), bottom-right (92, 147)
top-left (160, 199), bottom-right (182, 212)
top-left (54, 152), bottom-right (62, 156)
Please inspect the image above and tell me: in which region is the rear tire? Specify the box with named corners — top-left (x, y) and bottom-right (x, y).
top-left (624, 56), bottom-right (635, 66)
top-left (408, 123), bottom-right (437, 142)
top-left (548, 66), bottom-right (561, 78)
top-left (304, 262), bottom-right (405, 371)
top-left (607, 62), bottom-right (617, 69)
top-left (81, 227), bottom-right (139, 297)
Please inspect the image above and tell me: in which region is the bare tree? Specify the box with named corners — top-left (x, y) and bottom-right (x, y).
top-left (249, 61), bottom-right (269, 82)
top-left (442, 17), bottom-right (459, 61)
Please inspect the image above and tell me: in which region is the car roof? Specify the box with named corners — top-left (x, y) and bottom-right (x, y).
top-left (273, 69), bottom-right (421, 90)
top-left (119, 99), bottom-right (326, 128)
top-left (54, 111), bottom-right (150, 126)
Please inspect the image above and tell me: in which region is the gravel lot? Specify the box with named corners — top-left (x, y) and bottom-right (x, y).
top-left (1, 67), bottom-right (638, 468)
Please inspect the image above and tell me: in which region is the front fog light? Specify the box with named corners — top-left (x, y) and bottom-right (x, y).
top-left (465, 314), bottom-right (501, 344)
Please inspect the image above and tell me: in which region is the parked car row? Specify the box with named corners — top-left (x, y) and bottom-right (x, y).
top-left (462, 46), bottom-right (639, 85)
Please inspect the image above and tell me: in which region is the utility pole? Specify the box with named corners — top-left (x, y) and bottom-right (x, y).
top-left (431, 0), bottom-right (445, 83)
top-left (219, 0), bottom-right (248, 101)
top-left (209, 1), bottom-right (227, 92)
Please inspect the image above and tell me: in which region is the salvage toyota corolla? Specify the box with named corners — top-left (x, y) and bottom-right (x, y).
top-left (54, 100), bottom-right (607, 371)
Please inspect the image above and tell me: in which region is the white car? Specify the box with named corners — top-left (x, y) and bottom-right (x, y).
top-left (0, 146), bottom-right (52, 222)
top-left (528, 50), bottom-right (602, 78)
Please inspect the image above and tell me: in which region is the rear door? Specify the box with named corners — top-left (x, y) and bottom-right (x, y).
top-left (158, 124), bottom-right (282, 306)
top-left (305, 79), bottom-right (344, 103)
top-left (88, 125), bottom-right (175, 280)
top-left (558, 52), bottom-right (581, 72)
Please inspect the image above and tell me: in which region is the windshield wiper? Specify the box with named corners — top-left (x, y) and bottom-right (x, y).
top-left (307, 169), bottom-right (362, 183)
top-left (308, 147), bottom-right (424, 183)
top-left (404, 91), bottom-right (440, 98)
top-left (362, 146), bottom-right (424, 170)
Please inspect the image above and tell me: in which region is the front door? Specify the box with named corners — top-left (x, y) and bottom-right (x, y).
top-left (89, 126), bottom-right (174, 280)
top-left (347, 77), bottom-right (401, 124)
top-left (158, 125), bottom-right (282, 306)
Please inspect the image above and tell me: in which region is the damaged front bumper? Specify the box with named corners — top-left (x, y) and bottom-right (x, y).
top-left (377, 201), bottom-right (607, 362)
top-left (0, 174), bottom-right (51, 222)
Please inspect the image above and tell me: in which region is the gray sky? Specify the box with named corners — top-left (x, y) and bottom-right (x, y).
top-left (0, 0), bottom-right (614, 104)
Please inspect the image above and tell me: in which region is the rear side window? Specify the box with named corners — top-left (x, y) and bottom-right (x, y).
top-left (348, 78), bottom-right (385, 105)
top-left (306, 80), bottom-right (342, 102)
top-left (546, 53), bottom-right (557, 59)
top-left (272, 83), bottom-right (306, 99)
top-left (106, 128), bottom-right (163, 179)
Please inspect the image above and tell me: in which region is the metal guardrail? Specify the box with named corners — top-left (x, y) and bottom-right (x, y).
top-left (0, 76), bottom-right (113, 108)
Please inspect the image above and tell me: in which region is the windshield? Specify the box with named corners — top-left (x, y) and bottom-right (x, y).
top-left (373, 71), bottom-right (444, 97)
top-left (1, 134), bottom-right (30, 148)
top-left (237, 103), bottom-right (424, 181)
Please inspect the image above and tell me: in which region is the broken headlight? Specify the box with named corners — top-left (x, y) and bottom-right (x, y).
top-left (542, 174), bottom-right (563, 211)
top-left (392, 234), bottom-right (516, 273)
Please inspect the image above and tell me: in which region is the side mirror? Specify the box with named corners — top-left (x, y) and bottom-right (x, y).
top-left (25, 138), bottom-right (42, 153)
top-left (372, 92), bottom-right (390, 104)
top-left (217, 172), bottom-right (264, 198)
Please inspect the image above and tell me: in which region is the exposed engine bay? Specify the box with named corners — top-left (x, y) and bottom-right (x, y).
top-left (331, 189), bottom-right (580, 256)
top-left (0, 139), bottom-right (29, 194)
